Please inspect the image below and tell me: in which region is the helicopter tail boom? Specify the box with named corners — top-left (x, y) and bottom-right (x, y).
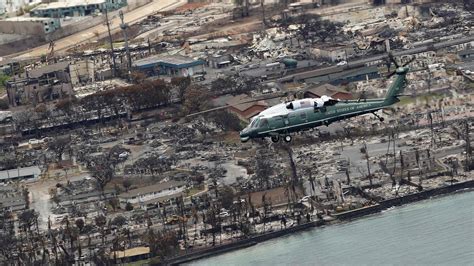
top-left (384, 67), bottom-right (409, 105)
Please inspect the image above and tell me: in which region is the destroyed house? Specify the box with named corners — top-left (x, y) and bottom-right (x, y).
top-left (458, 49), bottom-right (474, 61)
top-left (0, 186), bottom-right (27, 212)
top-left (309, 44), bottom-right (355, 62)
top-left (59, 189), bottom-right (117, 206)
top-left (401, 149), bottom-right (435, 170)
top-left (6, 61), bottom-right (73, 106)
top-left (304, 66), bottom-right (380, 85)
top-left (0, 17), bottom-right (60, 36)
top-left (386, 149), bottom-right (436, 174)
top-left (208, 54), bottom-right (233, 69)
top-left (242, 186), bottom-right (305, 208)
top-left (133, 55), bottom-right (205, 77)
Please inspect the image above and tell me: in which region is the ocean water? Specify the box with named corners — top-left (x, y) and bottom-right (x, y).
top-left (189, 191), bottom-right (474, 266)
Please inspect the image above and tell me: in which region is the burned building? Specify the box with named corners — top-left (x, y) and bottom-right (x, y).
top-left (6, 61), bottom-right (73, 106)
top-left (401, 149), bottom-right (435, 171)
top-left (308, 44), bottom-right (355, 62)
top-left (0, 17), bottom-right (60, 36)
top-left (208, 54), bottom-right (233, 69)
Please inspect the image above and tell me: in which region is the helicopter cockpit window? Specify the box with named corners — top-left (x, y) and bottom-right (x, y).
top-left (250, 118), bottom-right (260, 128)
top-left (259, 118), bottom-right (269, 128)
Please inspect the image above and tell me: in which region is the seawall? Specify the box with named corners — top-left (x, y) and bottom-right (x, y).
top-left (167, 179), bottom-right (473, 264)
top-left (168, 220), bottom-right (325, 265)
top-left (334, 179), bottom-right (474, 221)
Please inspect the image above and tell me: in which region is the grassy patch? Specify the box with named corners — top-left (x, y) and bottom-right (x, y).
top-left (99, 42), bottom-right (125, 49)
top-left (221, 131), bottom-right (241, 144)
top-left (124, 259), bottom-right (150, 266)
top-left (397, 96), bottom-right (416, 106)
top-left (397, 92), bottom-right (444, 106)
top-left (186, 185), bottom-right (205, 196)
top-left (234, 148), bottom-right (256, 158)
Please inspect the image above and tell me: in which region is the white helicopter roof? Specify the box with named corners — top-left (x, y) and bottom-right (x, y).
top-left (258, 101), bottom-right (290, 118)
top-left (256, 97), bottom-right (329, 119)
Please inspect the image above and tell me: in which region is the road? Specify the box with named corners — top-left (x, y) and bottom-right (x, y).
top-left (28, 172), bottom-right (91, 229)
top-left (14, 0), bottom-right (186, 59)
top-left (280, 35), bottom-right (474, 82)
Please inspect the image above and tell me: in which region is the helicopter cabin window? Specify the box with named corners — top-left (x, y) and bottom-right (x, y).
top-left (273, 117), bottom-right (283, 125)
top-left (314, 106), bottom-right (326, 113)
top-left (259, 118), bottom-right (269, 128)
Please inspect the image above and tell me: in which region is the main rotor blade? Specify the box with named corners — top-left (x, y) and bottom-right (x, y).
top-left (386, 71), bottom-right (397, 78)
top-left (186, 105), bottom-right (235, 117)
top-left (388, 52), bottom-right (400, 68)
top-left (186, 92), bottom-right (286, 117)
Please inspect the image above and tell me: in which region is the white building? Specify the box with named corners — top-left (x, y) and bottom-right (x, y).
top-left (308, 44), bottom-right (355, 62)
top-left (0, 0), bottom-right (40, 16)
top-left (0, 166), bottom-right (41, 183)
top-left (119, 180), bottom-right (186, 208)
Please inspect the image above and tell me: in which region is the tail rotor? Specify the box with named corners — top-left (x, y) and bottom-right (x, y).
top-left (386, 52), bottom-right (415, 78)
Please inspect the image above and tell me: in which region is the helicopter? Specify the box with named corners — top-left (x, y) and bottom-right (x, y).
top-left (189, 54), bottom-right (413, 143)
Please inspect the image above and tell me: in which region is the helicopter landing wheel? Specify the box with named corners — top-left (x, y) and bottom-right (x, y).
top-left (379, 117), bottom-right (385, 122)
top-left (271, 135), bottom-right (280, 143)
top-left (284, 135), bottom-right (292, 143)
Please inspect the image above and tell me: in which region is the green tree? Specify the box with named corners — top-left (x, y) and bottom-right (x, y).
top-left (111, 215), bottom-right (127, 228)
top-left (0, 73), bottom-right (9, 89)
top-left (18, 209), bottom-right (39, 234)
top-left (48, 136), bottom-right (71, 162)
top-left (0, 99), bottom-right (8, 110)
top-left (75, 218), bottom-right (85, 233)
top-left (108, 198), bottom-right (120, 212)
top-left (220, 186), bottom-right (235, 209)
top-left (208, 111), bottom-right (242, 131)
top-left (122, 179), bottom-right (132, 192)
top-left (125, 202), bottom-right (134, 211)
top-left (171, 76), bottom-right (191, 101)
top-left (182, 85), bottom-right (210, 115)
top-left (95, 215), bottom-right (107, 228)
top-left (144, 228), bottom-right (178, 260)
top-left (256, 155), bottom-right (273, 190)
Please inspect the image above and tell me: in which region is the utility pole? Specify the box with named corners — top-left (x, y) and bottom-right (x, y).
top-left (261, 0), bottom-right (266, 26)
top-left (427, 69), bottom-right (432, 94)
top-left (465, 120), bottom-right (472, 171)
top-left (428, 111), bottom-right (436, 147)
top-left (105, 7), bottom-right (117, 77)
top-left (363, 142), bottom-right (372, 186)
top-left (147, 38), bottom-right (151, 54)
top-left (119, 10), bottom-right (132, 79)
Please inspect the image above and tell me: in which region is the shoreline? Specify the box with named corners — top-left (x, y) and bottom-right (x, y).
top-left (167, 179), bottom-right (474, 265)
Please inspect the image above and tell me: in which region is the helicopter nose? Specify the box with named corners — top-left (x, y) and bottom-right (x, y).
top-left (240, 130), bottom-right (250, 142)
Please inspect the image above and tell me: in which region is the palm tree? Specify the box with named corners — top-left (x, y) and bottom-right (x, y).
top-left (94, 214), bottom-right (107, 244)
